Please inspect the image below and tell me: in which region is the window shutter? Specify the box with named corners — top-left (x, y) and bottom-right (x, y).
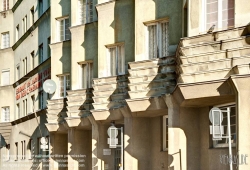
top-left (148, 25), bottom-right (157, 59)
top-left (2, 70), bottom-right (10, 86)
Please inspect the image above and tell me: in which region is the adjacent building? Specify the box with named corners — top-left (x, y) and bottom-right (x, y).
top-left (0, 0), bottom-right (249, 170)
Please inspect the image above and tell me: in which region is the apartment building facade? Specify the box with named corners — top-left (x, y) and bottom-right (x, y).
top-left (0, 0), bottom-right (250, 170)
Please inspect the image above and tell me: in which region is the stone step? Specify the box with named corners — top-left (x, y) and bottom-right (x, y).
top-left (93, 81), bottom-right (128, 91)
top-left (67, 104), bottom-right (93, 112)
top-left (180, 25), bottom-right (250, 47)
top-left (93, 87), bottom-right (128, 96)
top-left (47, 103), bottom-right (66, 109)
top-left (47, 98), bottom-right (65, 105)
top-left (128, 87), bottom-right (174, 99)
top-left (179, 46), bottom-right (250, 64)
top-left (67, 99), bottom-right (93, 107)
top-left (92, 93), bottom-right (128, 103)
top-left (46, 108), bottom-right (67, 114)
top-left (128, 65), bottom-right (175, 77)
top-left (128, 79), bottom-right (176, 91)
top-left (92, 100), bottom-right (127, 110)
top-left (178, 68), bottom-right (232, 83)
top-left (128, 73), bottom-right (176, 84)
top-left (93, 75), bottom-right (127, 85)
top-left (180, 36), bottom-right (250, 56)
top-left (179, 55), bottom-right (250, 74)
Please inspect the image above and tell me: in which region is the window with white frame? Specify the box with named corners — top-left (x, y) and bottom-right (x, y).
top-left (211, 104), bottom-right (236, 148)
top-left (5, 144), bottom-right (10, 160)
top-left (1, 69), bottom-right (9, 86)
top-left (39, 44), bottom-right (43, 64)
top-left (16, 103), bottom-right (20, 119)
top-left (30, 7), bottom-right (35, 25)
top-left (39, 91), bottom-right (44, 109)
top-left (28, 139), bottom-right (34, 159)
top-left (57, 17), bottom-right (70, 42)
top-left (106, 44), bottom-right (125, 76)
top-left (1, 107), bottom-right (10, 122)
top-left (16, 25), bottom-right (19, 42)
top-left (39, 0), bottom-right (43, 16)
top-left (77, 0), bottom-right (94, 25)
top-left (16, 64), bottom-right (20, 81)
top-left (146, 20), bottom-right (169, 59)
top-left (1, 32), bottom-right (9, 49)
top-left (79, 61), bottom-right (93, 89)
top-left (163, 115), bottom-right (168, 151)
top-left (204, 0), bottom-right (234, 31)
top-left (22, 16), bottom-right (27, 33)
top-left (23, 99), bottom-right (27, 117)
top-left (58, 74), bottom-right (70, 98)
top-left (2, 0), bottom-right (9, 11)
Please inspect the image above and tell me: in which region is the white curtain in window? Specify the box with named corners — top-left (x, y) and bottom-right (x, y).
top-left (78, 0), bottom-right (86, 24)
top-left (161, 22), bottom-right (169, 57)
top-left (148, 25), bottom-right (157, 59)
top-left (65, 19), bottom-right (70, 40)
top-left (2, 107), bottom-right (10, 122)
top-left (1, 70), bottom-right (9, 86)
top-left (118, 45), bottom-right (125, 75)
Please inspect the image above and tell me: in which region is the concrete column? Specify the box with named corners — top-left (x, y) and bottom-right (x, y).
top-left (231, 76), bottom-right (250, 170)
top-left (68, 128), bottom-right (92, 170)
top-left (164, 94), bottom-right (186, 170)
top-left (49, 132), bottom-right (68, 170)
top-left (124, 117), bottom-right (151, 170)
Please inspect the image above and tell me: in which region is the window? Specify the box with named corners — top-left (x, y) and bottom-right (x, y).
top-left (16, 25), bottom-right (19, 42)
top-left (1, 107), bottom-right (10, 122)
top-left (31, 51), bottom-right (35, 69)
top-left (211, 104), bottom-right (236, 148)
top-left (37, 137), bottom-right (42, 155)
top-left (1, 32), bottom-right (9, 49)
top-left (163, 115), bottom-right (168, 151)
top-left (39, 44), bottom-right (43, 64)
top-left (39, 91), bottom-right (44, 109)
top-left (79, 61), bottom-right (93, 89)
top-left (58, 74), bottom-right (70, 98)
top-left (15, 142), bottom-right (18, 160)
top-left (57, 17), bottom-right (70, 41)
top-left (31, 95), bottom-right (35, 113)
top-left (47, 37), bottom-right (51, 58)
top-left (204, 0), bottom-right (234, 31)
top-left (39, 0), bottom-right (43, 16)
top-left (23, 99), bottom-right (27, 117)
top-left (23, 57), bottom-right (27, 75)
top-left (16, 65), bottom-right (20, 81)
top-left (5, 144), bottom-right (10, 160)
top-left (146, 21), bottom-right (169, 59)
top-left (106, 44), bottom-right (125, 76)
top-left (78, 0), bottom-right (94, 25)
top-left (28, 139), bottom-right (34, 159)
top-left (1, 69), bottom-right (9, 86)
top-left (2, 0), bottom-right (9, 11)
top-left (30, 7), bottom-right (35, 25)
top-left (16, 103), bottom-right (20, 119)
top-left (22, 16), bottom-right (27, 33)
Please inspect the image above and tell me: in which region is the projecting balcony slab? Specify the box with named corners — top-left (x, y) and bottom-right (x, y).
top-left (129, 58), bottom-right (161, 69)
top-left (110, 93), bottom-right (129, 101)
top-left (161, 65), bottom-right (176, 73)
top-left (47, 99), bottom-right (65, 105)
top-left (67, 100), bottom-right (84, 107)
top-left (221, 36), bottom-right (250, 50)
top-left (47, 107), bottom-right (66, 114)
top-left (93, 76), bottom-right (118, 84)
top-left (91, 109), bottom-right (123, 121)
top-left (179, 68), bottom-right (232, 83)
top-left (233, 64), bottom-right (250, 74)
top-left (92, 96), bottom-right (110, 103)
top-left (47, 103), bottom-right (65, 109)
top-left (128, 79), bottom-right (176, 91)
top-left (45, 123), bottom-right (59, 132)
top-left (67, 89), bottom-right (90, 96)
